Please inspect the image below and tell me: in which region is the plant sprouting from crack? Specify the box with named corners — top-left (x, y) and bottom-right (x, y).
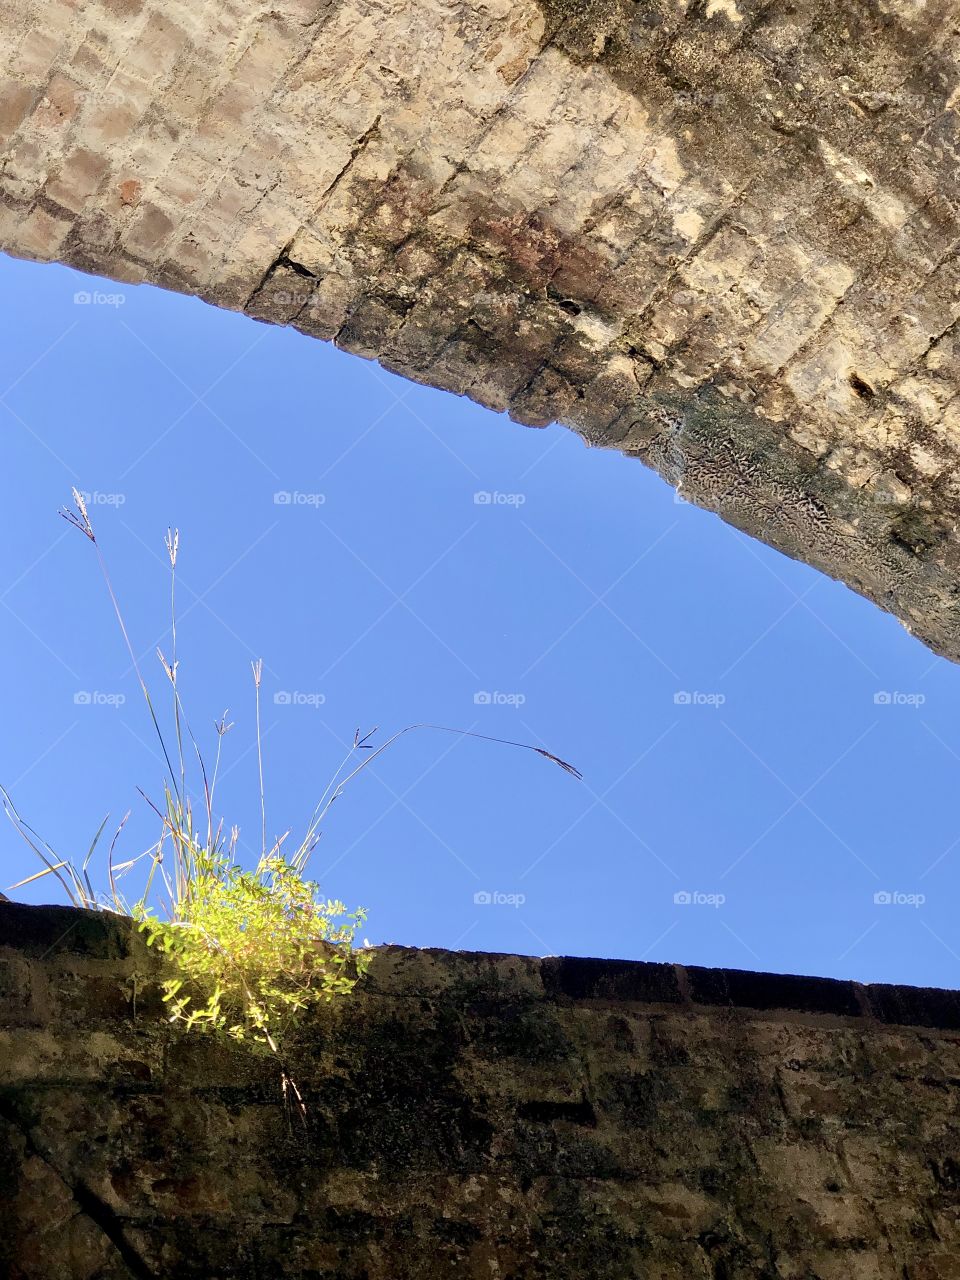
top-left (3, 490), bottom-right (582, 1116)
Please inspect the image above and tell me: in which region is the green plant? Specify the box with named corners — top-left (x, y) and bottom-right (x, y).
top-left (3, 491), bottom-right (581, 1112)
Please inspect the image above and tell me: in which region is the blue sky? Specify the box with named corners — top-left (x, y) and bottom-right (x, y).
top-left (2, 251), bottom-right (958, 987)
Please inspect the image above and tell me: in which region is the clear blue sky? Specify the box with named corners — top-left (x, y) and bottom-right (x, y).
top-left (2, 252), bottom-right (958, 987)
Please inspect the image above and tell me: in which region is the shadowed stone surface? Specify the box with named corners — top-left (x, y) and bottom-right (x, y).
top-left (2, 1), bottom-right (960, 657)
top-left (3, 901), bottom-right (960, 1278)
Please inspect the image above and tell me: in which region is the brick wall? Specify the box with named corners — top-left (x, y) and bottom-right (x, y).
top-left (3, 900), bottom-right (960, 1278)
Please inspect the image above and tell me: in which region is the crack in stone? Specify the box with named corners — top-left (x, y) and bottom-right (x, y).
top-left (319, 113), bottom-right (383, 206)
top-left (0, 1095), bottom-right (157, 1280)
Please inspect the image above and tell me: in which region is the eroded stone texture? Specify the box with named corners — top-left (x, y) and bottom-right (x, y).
top-left (4, 902), bottom-right (960, 1277)
top-left (2, 1), bottom-right (960, 654)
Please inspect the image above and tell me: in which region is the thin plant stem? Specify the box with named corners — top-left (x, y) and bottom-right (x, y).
top-left (253, 660), bottom-right (266, 859)
top-left (293, 723), bottom-right (581, 873)
top-left (166, 529), bottom-right (185, 802)
top-left (60, 491), bottom-right (180, 802)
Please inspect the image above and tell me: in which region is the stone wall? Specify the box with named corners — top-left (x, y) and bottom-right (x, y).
top-left (2, 1), bottom-right (960, 658)
top-left (3, 900), bottom-right (960, 1278)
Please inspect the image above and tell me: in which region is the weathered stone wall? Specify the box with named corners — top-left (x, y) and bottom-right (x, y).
top-left (3, 901), bottom-right (960, 1279)
top-left (2, 1), bottom-right (960, 657)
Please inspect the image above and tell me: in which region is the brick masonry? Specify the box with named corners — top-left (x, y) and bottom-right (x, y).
top-left (2, 1), bottom-right (960, 657)
top-left (3, 900), bottom-right (960, 1277)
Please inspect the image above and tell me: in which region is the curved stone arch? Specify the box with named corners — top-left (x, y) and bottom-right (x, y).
top-left (3, 0), bottom-right (960, 656)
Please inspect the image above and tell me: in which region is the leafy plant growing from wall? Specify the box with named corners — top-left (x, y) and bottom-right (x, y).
top-left (2, 491), bottom-right (581, 1115)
